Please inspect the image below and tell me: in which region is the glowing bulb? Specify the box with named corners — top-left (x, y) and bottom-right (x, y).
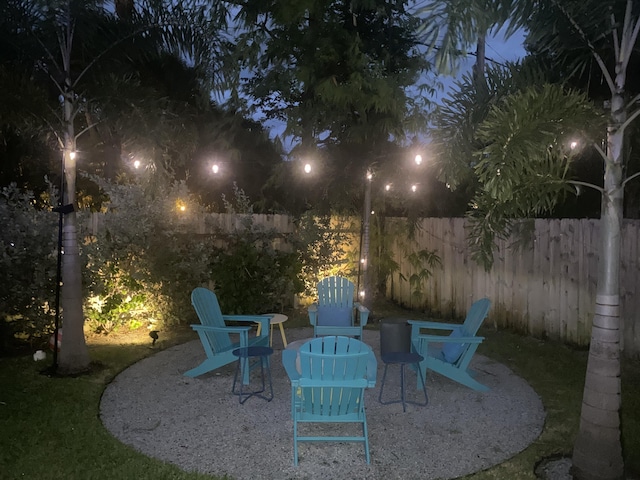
top-left (212, 164), bottom-right (219, 174)
top-left (180, 205), bottom-right (186, 212)
top-left (304, 163), bottom-right (311, 174)
top-left (385, 184), bottom-right (391, 191)
top-left (366, 171), bottom-right (373, 181)
top-left (359, 290), bottom-right (365, 299)
top-left (411, 184), bottom-right (417, 192)
top-left (414, 154), bottom-right (422, 165)
top-left (133, 160), bottom-right (141, 169)
top-left (69, 151), bottom-right (76, 160)
top-left (570, 141), bottom-right (578, 150)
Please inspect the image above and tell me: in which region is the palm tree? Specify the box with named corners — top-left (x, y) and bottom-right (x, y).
top-left (436, 1), bottom-right (639, 478)
top-left (3, 0), bottom-right (235, 374)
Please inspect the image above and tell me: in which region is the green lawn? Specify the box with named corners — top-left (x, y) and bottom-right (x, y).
top-left (1, 302), bottom-right (638, 479)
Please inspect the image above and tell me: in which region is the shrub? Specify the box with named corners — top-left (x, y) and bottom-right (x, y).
top-left (0, 184), bottom-right (57, 347)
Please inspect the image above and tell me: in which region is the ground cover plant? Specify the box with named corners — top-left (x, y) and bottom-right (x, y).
top-left (1, 300), bottom-right (638, 479)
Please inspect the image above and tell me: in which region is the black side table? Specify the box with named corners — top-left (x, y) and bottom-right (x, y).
top-left (231, 346), bottom-right (274, 404)
top-left (378, 351), bottom-right (429, 412)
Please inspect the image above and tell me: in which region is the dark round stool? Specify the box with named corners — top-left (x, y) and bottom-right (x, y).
top-left (231, 346), bottom-right (274, 404)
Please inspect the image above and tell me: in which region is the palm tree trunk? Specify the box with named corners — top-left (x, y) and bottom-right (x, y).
top-left (57, 10), bottom-right (90, 374)
top-left (571, 73), bottom-right (625, 480)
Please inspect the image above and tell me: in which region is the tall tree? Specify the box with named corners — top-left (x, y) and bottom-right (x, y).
top-left (439, 1), bottom-right (639, 478)
top-left (233, 0), bottom-right (430, 153)
top-left (2, 0), bottom-right (235, 374)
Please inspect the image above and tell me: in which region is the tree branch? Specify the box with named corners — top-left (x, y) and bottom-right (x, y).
top-left (619, 106), bottom-right (640, 132)
top-left (620, 4), bottom-right (640, 73)
top-left (568, 180), bottom-right (604, 194)
top-left (552, 0), bottom-right (616, 93)
top-left (622, 170), bottom-right (640, 187)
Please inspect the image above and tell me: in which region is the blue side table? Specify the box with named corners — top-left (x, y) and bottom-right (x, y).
top-left (231, 346), bottom-right (274, 404)
top-left (378, 351), bottom-right (429, 412)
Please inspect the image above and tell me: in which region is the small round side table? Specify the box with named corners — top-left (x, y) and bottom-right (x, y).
top-left (231, 346), bottom-right (274, 405)
top-left (257, 313), bottom-right (289, 347)
top-left (378, 351), bottom-right (429, 412)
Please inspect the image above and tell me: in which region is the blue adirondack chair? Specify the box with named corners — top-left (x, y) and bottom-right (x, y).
top-left (184, 287), bottom-right (271, 385)
top-left (308, 276), bottom-right (369, 339)
top-left (409, 298), bottom-right (491, 392)
top-left (282, 336), bottom-right (377, 465)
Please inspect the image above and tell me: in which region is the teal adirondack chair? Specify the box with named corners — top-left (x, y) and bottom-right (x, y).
top-left (184, 287), bottom-right (271, 385)
top-left (282, 336), bottom-right (377, 465)
top-left (409, 298), bottom-right (491, 392)
top-left (308, 276), bottom-right (369, 339)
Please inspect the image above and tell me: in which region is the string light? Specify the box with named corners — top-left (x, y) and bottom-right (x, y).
top-left (212, 164), bottom-right (219, 174)
top-left (304, 163), bottom-right (311, 174)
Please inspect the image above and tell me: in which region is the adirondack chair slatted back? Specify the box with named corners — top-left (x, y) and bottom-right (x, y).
top-left (299, 337), bottom-right (369, 417)
top-left (317, 276), bottom-right (355, 309)
top-left (283, 335), bottom-right (375, 464)
top-left (191, 287), bottom-right (232, 352)
top-left (460, 297), bottom-right (491, 338)
top-left (309, 276), bottom-right (369, 339)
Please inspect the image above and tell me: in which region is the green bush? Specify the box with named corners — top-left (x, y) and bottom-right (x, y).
top-left (3, 178), bottom-right (355, 341)
top-left (208, 226), bottom-right (303, 314)
top-left (0, 184), bottom-right (57, 346)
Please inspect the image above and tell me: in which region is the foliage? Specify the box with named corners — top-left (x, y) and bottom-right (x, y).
top-left (234, 0), bottom-right (431, 148)
top-left (293, 212), bottom-right (360, 299)
top-left (208, 227), bottom-right (303, 314)
top-left (0, 184), bottom-right (57, 346)
top-left (468, 83), bottom-right (604, 268)
top-left (81, 179), bottom-right (210, 332)
top-left (378, 218), bottom-right (441, 301)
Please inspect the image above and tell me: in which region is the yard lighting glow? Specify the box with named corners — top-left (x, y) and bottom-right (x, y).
top-left (411, 184), bottom-right (417, 192)
top-left (133, 160), bottom-right (141, 169)
top-left (304, 163), bottom-right (311, 174)
top-left (570, 140), bottom-right (579, 150)
top-left (212, 164), bottom-right (219, 174)
top-left (414, 154), bottom-right (422, 165)
top-left (385, 183), bottom-right (391, 191)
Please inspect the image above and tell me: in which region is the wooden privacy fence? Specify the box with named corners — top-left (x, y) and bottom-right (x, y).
top-left (385, 217), bottom-right (640, 358)
top-left (88, 212), bottom-right (639, 356)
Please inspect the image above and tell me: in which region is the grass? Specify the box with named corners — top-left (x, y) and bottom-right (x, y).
top-left (1, 299), bottom-right (638, 480)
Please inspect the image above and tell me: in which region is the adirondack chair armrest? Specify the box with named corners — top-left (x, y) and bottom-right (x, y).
top-left (415, 334), bottom-right (484, 344)
top-left (191, 324), bottom-right (251, 334)
top-left (221, 315), bottom-right (270, 335)
top-left (355, 303), bottom-right (369, 327)
top-left (308, 303), bottom-right (318, 326)
top-left (282, 349), bottom-right (301, 381)
top-left (408, 319), bottom-right (461, 332)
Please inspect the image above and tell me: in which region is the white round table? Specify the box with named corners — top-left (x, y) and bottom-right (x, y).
top-left (257, 313), bottom-right (289, 347)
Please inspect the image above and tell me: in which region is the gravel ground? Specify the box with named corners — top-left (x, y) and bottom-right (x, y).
top-left (100, 328), bottom-right (545, 480)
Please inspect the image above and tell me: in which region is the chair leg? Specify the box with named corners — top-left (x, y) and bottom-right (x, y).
top-left (363, 416), bottom-right (370, 464)
top-left (378, 363), bottom-right (390, 405)
top-left (293, 416), bottom-right (299, 465)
